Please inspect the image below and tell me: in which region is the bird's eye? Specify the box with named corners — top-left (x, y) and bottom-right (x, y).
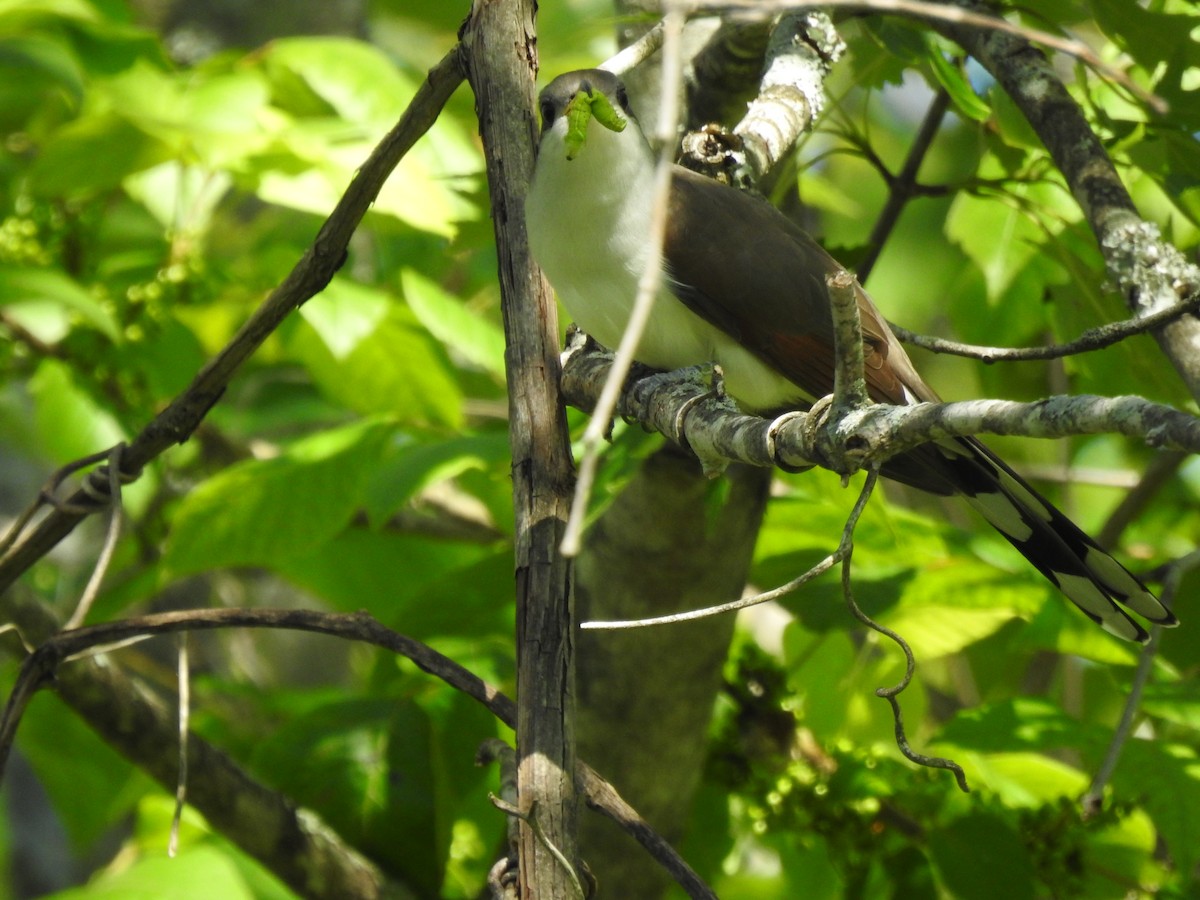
top-left (539, 98), bottom-right (556, 129)
top-left (615, 86), bottom-right (629, 111)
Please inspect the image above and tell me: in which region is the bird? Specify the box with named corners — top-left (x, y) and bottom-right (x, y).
top-left (525, 68), bottom-right (1178, 643)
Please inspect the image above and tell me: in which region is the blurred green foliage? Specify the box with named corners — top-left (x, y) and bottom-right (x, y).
top-left (0, 1), bottom-right (1198, 898)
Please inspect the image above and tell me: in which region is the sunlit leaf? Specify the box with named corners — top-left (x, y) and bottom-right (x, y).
top-left (402, 269), bottom-right (506, 380)
top-left (290, 278), bottom-right (463, 427)
top-left (162, 418), bottom-right (395, 576)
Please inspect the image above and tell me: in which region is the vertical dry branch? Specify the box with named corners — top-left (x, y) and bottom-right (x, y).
top-left (461, 2), bottom-right (579, 896)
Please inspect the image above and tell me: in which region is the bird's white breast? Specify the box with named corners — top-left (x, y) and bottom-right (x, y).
top-left (526, 118), bottom-right (805, 411)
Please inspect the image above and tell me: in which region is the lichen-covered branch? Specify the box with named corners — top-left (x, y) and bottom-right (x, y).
top-left (934, 0), bottom-right (1200, 399)
top-left (560, 340), bottom-right (1200, 477)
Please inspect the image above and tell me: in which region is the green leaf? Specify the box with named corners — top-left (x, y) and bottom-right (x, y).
top-left (0, 267), bottom-right (120, 340)
top-left (262, 37), bottom-right (413, 124)
top-left (162, 418), bottom-right (394, 576)
top-left (121, 68), bottom-right (272, 168)
top-left (114, 318), bottom-right (208, 400)
top-left (0, 0), bottom-right (101, 25)
top-left (278, 533), bottom-right (513, 639)
top-left (958, 752), bottom-right (1087, 807)
top-left (290, 278), bottom-right (463, 427)
top-left (252, 38), bottom-right (479, 237)
top-left (365, 432), bottom-right (511, 525)
top-left (929, 811), bottom-right (1037, 900)
top-left (1082, 807), bottom-right (1161, 897)
top-left (1091, 0), bottom-right (1199, 70)
top-left (28, 111), bottom-right (172, 196)
top-left (1112, 740), bottom-right (1200, 878)
top-left (927, 51), bottom-right (990, 122)
top-left (877, 561), bottom-right (1043, 657)
top-left (402, 269), bottom-right (506, 381)
top-left (945, 184), bottom-right (1058, 303)
top-left (48, 845), bottom-right (254, 900)
top-left (124, 161), bottom-right (233, 232)
top-left (0, 35), bottom-right (84, 130)
top-left (250, 696), bottom-right (442, 895)
top-left (1139, 681), bottom-right (1200, 731)
top-left (28, 358), bottom-right (125, 463)
top-left (988, 83), bottom-right (1043, 151)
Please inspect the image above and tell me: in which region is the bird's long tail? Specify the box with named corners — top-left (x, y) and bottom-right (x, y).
top-left (933, 438), bottom-right (1177, 642)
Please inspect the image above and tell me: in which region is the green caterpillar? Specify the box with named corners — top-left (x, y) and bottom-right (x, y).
top-left (563, 88), bottom-right (626, 160)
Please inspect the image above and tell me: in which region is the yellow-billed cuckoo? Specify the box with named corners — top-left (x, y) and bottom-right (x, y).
top-left (526, 68), bottom-right (1177, 643)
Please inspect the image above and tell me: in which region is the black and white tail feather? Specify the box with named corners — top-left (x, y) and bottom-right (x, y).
top-left (936, 437), bottom-right (1176, 642)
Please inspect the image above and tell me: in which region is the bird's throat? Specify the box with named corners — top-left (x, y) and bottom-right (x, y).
top-left (527, 121), bottom-right (660, 350)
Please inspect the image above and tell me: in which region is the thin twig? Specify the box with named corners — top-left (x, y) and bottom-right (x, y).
top-left (0, 607), bottom-right (715, 898)
top-left (682, 0), bottom-right (1165, 113)
top-left (64, 444), bottom-right (127, 630)
top-left (0, 448), bottom-right (114, 557)
top-left (169, 632), bottom-right (190, 858)
top-left (838, 471), bottom-right (970, 792)
top-left (828, 270), bottom-right (869, 412)
top-left (857, 88), bottom-right (951, 284)
top-left (561, 7), bottom-right (689, 558)
top-left (1082, 549), bottom-right (1199, 814)
top-left (562, 343), bottom-right (1200, 477)
top-left (845, 577), bottom-right (971, 792)
top-left (488, 797), bottom-right (587, 899)
top-left (890, 291), bottom-right (1200, 362)
top-left (1097, 451), bottom-right (1187, 548)
top-left (583, 462), bottom-right (878, 629)
top-left (601, 20), bottom-right (666, 75)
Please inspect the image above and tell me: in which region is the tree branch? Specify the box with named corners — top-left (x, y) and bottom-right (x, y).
top-left (561, 340), bottom-right (1200, 477)
top-left (460, 2), bottom-right (581, 893)
top-left (0, 601), bottom-right (413, 899)
top-left (889, 291), bottom-right (1200, 362)
top-left (0, 47), bottom-right (469, 603)
top-left (933, 0), bottom-right (1200, 400)
top-left (0, 607), bottom-right (716, 899)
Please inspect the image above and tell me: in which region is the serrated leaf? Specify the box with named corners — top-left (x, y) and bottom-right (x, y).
top-left (162, 418), bottom-right (394, 576)
top-left (945, 189), bottom-right (1041, 300)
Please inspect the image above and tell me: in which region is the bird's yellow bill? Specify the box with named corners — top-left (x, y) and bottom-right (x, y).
top-left (564, 89), bottom-right (626, 160)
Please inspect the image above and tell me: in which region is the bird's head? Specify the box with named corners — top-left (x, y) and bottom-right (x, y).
top-left (535, 69), bottom-right (643, 165)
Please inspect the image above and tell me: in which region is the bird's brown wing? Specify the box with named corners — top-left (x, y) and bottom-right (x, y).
top-left (665, 167), bottom-right (935, 409)
top-left (663, 166), bottom-right (1173, 639)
